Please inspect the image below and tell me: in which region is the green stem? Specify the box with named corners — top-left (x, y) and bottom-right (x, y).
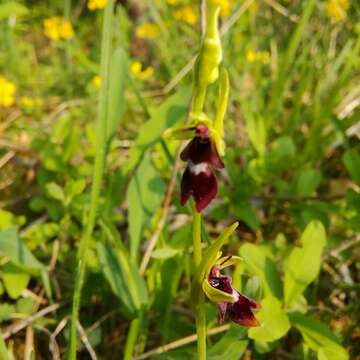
top-left (68, 1), bottom-right (114, 359)
top-left (192, 210), bottom-right (206, 360)
top-left (123, 317), bottom-right (141, 360)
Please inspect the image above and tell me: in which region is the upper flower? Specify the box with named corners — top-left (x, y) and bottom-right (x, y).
top-left (203, 254), bottom-right (260, 326)
top-left (165, 113), bottom-right (225, 212)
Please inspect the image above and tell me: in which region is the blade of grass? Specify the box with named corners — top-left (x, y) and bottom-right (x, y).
top-left (0, 331), bottom-right (11, 360)
top-left (68, 1), bottom-right (114, 358)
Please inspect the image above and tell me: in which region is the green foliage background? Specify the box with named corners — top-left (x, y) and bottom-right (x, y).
top-left (0, 0), bottom-right (359, 359)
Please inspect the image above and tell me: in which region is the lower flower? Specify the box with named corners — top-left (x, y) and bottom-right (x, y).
top-left (203, 256), bottom-right (260, 327)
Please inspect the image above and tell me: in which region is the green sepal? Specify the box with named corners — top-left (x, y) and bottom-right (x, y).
top-left (213, 68), bottom-right (229, 156)
top-left (197, 222), bottom-right (239, 284)
top-left (202, 278), bottom-right (235, 303)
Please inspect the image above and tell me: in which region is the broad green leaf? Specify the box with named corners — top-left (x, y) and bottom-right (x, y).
top-left (151, 248), bottom-right (180, 259)
top-left (284, 221), bottom-right (326, 306)
top-left (127, 153), bottom-right (165, 262)
top-left (318, 346), bottom-right (348, 360)
top-left (0, 228), bottom-right (44, 274)
top-left (97, 242), bottom-right (147, 316)
top-left (46, 182), bottom-right (65, 203)
top-left (290, 312), bottom-right (348, 360)
top-left (124, 86), bottom-right (191, 172)
top-left (239, 244), bottom-right (282, 299)
top-left (0, 2), bottom-right (28, 20)
top-left (208, 326), bottom-right (248, 360)
top-left (2, 263), bottom-right (30, 299)
top-left (296, 169), bottom-right (322, 196)
top-left (106, 47), bottom-right (128, 143)
top-left (342, 149), bottom-right (360, 186)
top-left (249, 296), bottom-right (290, 342)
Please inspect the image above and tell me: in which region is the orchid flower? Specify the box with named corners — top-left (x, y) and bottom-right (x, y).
top-left (164, 70), bottom-right (229, 212)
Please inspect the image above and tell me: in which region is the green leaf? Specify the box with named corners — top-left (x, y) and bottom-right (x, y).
top-left (284, 221), bottom-right (326, 306)
top-left (249, 296), bottom-right (291, 342)
top-left (342, 149), bottom-right (360, 186)
top-left (296, 169), bottom-right (322, 196)
top-left (0, 227), bottom-right (44, 274)
top-left (208, 326), bottom-right (248, 360)
top-left (234, 200), bottom-right (260, 231)
top-left (106, 47), bottom-right (128, 143)
top-left (290, 312), bottom-right (348, 360)
top-left (151, 248), bottom-right (180, 259)
top-left (127, 153), bottom-right (165, 262)
top-left (2, 263), bottom-right (30, 299)
top-left (124, 86), bottom-right (191, 172)
top-left (239, 244), bottom-right (282, 299)
top-left (318, 347), bottom-right (348, 360)
top-left (0, 2), bottom-right (28, 20)
top-left (266, 136), bottom-right (296, 172)
top-left (97, 242), bottom-right (147, 315)
top-left (46, 182), bottom-right (65, 203)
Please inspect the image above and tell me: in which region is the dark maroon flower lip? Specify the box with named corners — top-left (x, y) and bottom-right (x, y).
top-left (181, 163), bottom-right (218, 212)
top-left (179, 124), bottom-right (224, 212)
top-left (209, 268), bottom-right (260, 327)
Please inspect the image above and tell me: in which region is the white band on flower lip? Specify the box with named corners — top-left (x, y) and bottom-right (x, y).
top-left (232, 289), bottom-right (239, 303)
top-left (189, 162), bottom-right (209, 175)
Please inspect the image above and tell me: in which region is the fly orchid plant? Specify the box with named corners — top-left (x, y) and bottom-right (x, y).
top-left (164, 2), bottom-right (260, 359)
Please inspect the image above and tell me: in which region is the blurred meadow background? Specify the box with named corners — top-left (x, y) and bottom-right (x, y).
top-left (0, 0), bottom-right (360, 359)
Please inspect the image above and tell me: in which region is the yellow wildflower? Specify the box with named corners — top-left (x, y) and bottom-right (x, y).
top-left (136, 23), bottom-right (160, 39)
top-left (19, 96), bottom-right (42, 111)
top-left (166, 0), bottom-right (179, 5)
top-left (130, 61), bottom-right (154, 80)
top-left (174, 5), bottom-right (198, 25)
top-left (325, 0), bottom-right (349, 22)
top-left (211, 0), bottom-right (231, 17)
top-left (0, 76), bottom-right (16, 108)
top-left (92, 75), bottom-right (101, 89)
top-left (43, 17), bottom-right (74, 40)
top-left (87, 0), bottom-right (107, 11)
top-left (246, 49), bottom-right (270, 64)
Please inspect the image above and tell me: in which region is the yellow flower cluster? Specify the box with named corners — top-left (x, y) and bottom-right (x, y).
top-left (19, 96), bottom-right (42, 111)
top-left (174, 5), bottom-right (198, 25)
top-left (130, 61), bottom-right (154, 80)
top-left (325, 0), bottom-right (349, 22)
top-left (136, 23), bottom-right (160, 39)
top-left (246, 49), bottom-right (270, 64)
top-left (166, 0), bottom-right (179, 5)
top-left (0, 76), bottom-right (16, 108)
top-left (43, 17), bottom-right (74, 40)
top-left (88, 0), bottom-right (107, 11)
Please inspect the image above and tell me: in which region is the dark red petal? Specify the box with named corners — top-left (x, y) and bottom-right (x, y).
top-left (209, 275), bottom-right (233, 295)
top-left (192, 169), bottom-right (218, 212)
top-left (180, 137), bottom-right (224, 169)
top-left (227, 292), bottom-right (260, 327)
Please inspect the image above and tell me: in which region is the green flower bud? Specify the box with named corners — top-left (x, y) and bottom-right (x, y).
top-left (195, 5), bottom-right (222, 88)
